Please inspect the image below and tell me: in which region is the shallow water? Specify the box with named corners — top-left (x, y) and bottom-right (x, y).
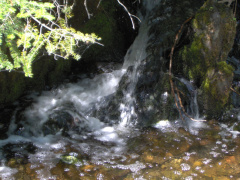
top-left (1, 115), bottom-right (240, 179)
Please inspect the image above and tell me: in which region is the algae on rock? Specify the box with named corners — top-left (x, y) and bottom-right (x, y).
top-left (179, 0), bottom-right (236, 119)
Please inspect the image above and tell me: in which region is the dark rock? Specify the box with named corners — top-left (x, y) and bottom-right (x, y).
top-left (2, 142), bottom-right (36, 162)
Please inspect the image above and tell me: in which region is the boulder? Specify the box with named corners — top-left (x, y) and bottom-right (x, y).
top-left (179, 0), bottom-right (236, 119)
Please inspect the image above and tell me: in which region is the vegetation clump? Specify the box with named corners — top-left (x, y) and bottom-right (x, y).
top-left (0, 0), bottom-right (101, 77)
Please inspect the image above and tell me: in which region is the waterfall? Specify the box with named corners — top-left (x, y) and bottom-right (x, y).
top-left (119, 0), bottom-right (162, 126)
top-left (119, 20), bottom-right (149, 127)
top-left (1, 0), bottom-right (164, 140)
top-left (178, 78), bottom-right (200, 119)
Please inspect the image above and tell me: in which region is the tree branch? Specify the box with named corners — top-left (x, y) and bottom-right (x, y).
top-left (116, 0), bottom-right (141, 29)
top-left (169, 16), bottom-right (206, 122)
top-left (84, 0), bottom-right (92, 19)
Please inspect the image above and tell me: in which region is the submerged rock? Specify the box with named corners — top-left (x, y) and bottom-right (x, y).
top-left (3, 142), bottom-right (36, 163)
top-left (60, 153), bottom-right (83, 166)
top-left (42, 111), bottom-right (74, 136)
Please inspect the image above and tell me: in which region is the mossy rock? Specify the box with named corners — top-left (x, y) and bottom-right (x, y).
top-left (178, 0), bottom-right (236, 119)
top-left (61, 155), bottom-right (83, 166)
top-left (0, 56), bottom-right (72, 106)
top-left (201, 62), bottom-right (234, 118)
top-left (181, 0), bottom-right (236, 80)
top-left (70, 0), bottom-right (127, 62)
top-left (0, 72), bottom-right (26, 106)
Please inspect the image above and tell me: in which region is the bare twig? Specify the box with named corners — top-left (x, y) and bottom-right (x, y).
top-left (97, 0), bottom-right (102, 8)
top-left (116, 0), bottom-right (141, 29)
top-left (234, 0), bottom-right (238, 17)
top-left (169, 16), bottom-right (206, 122)
top-left (231, 87), bottom-right (240, 96)
top-left (169, 75), bottom-right (184, 121)
top-left (84, 0), bottom-right (92, 19)
top-left (175, 85), bottom-right (206, 122)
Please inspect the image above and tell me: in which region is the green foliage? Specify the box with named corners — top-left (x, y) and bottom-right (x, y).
top-left (0, 0), bottom-right (101, 77)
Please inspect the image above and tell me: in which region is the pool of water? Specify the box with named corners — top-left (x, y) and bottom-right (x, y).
top-left (1, 116), bottom-right (240, 180)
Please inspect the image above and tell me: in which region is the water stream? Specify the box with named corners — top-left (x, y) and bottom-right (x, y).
top-left (1, 0), bottom-right (240, 179)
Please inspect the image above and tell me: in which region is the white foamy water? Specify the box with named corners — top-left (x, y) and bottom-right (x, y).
top-left (0, 5), bottom-right (153, 177)
top-left (0, 68), bottom-right (128, 179)
top-left (6, 70), bottom-right (125, 137)
top-left (0, 166), bottom-right (18, 180)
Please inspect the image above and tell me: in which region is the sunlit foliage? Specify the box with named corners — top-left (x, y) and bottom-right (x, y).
top-left (0, 0), bottom-right (101, 77)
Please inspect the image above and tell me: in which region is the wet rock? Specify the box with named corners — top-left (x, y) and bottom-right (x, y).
top-left (70, 0), bottom-right (138, 63)
top-left (42, 110), bottom-right (80, 136)
top-left (179, 0), bottom-right (236, 119)
top-left (61, 153), bottom-right (83, 166)
top-left (0, 108), bottom-right (15, 139)
top-left (178, 127), bottom-right (191, 136)
top-left (141, 152), bottom-right (166, 164)
top-left (233, 122), bottom-right (240, 131)
top-left (227, 56), bottom-right (240, 81)
top-left (221, 108), bottom-right (240, 122)
top-left (199, 138), bottom-right (215, 146)
top-left (224, 156), bottom-right (237, 165)
top-left (193, 160), bottom-right (203, 168)
top-left (51, 163), bottom-right (65, 178)
top-left (3, 142), bottom-right (36, 163)
top-left (98, 167), bottom-right (131, 180)
top-left (81, 165), bottom-right (95, 172)
top-left (207, 119), bottom-right (218, 125)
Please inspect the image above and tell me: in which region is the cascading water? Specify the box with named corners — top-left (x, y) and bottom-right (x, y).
top-left (0, 1), bottom-right (158, 178)
top-left (177, 78), bottom-right (200, 120)
top-left (119, 19), bottom-right (149, 127)
top-left (1, 0), bottom-right (240, 179)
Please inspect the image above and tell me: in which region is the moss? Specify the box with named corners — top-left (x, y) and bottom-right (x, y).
top-left (178, 0), bottom-right (236, 119)
top-left (82, 12), bottom-right (115, 57)
top-left (28, 57), bottom-right (55, 90)
top-left (181, 34), bottom-right (208, 85)
top-left (0, 72), bottom-right (26, 105)
top-left (193, 3), bottom-right (212, 30)
top-left (0, 55), bottom-right (72, 106)
top-left (78, 0), bottom-right (125, 61)
top-left (202, 62), bottom-right (234, 99)
top-left (217, 61), bottom-right (234, 75)
top-left (48, 58), bottom-right (72, 85)
top-left (202, 62), bottom-right (234, 119)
